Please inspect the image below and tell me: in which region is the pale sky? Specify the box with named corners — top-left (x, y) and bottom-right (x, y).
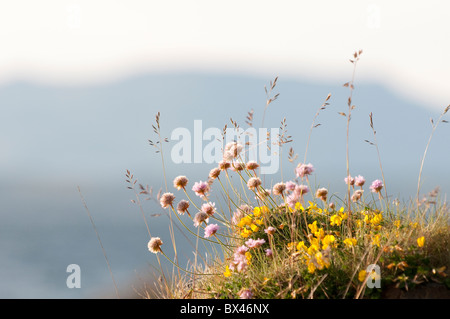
top-left (0, 0), bottom-right (449, 111)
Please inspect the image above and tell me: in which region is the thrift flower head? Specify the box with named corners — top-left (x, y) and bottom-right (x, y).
top-left (223, 142), bottom-right (243, 161)
top-left (209, 167), bottom-right (221, 179)
top-left (354, 175), bottom-right (366, 187)
top-left (176, 200), bottom-right (190, 215)
top-left (239, 288), bottom-right (253, 299)
top-left (294, 184), bottom-right (309, 196)
top-left (272, 182), bottom-right (286, 195)
top-left (315, 188), bottom-right (328, 201)
top-left (173, 175), bottom-right (188, 190)
top-left (351, 189), bottom-right (364, 202)
top-left (201, 202), bottom-right (216, 216)
top-left (218, 161), bottom-right (231, 171)
top-left (344, 175), bottom-right (355, 186)
top-left (192, 181), bottom-right (210, 198)
top-left (247, 177), bottom-right (262, 190)
top-left (370, 179), bottom-right (383, 193)
top-left (246, 160), bottom-right (259, 171)
top-left (265, 248), bottom-right (273, 257)
top-left (231, 162), bottom-right (246, 172)
top-left (245, 238), bottom-right (266, 248)
top-left (296, 163), bottom-right (314, 178)
top-left (264, 226), bottom-right (276, 235)
top-left (204, 224), bottom-right (219, 238)
top-left (193, 211), bottom-right (209, 227)
top-left (148, 237), bottom-right (163, 254)
top-left (285, 181), bottom-right (297, 191)
top-left (160, 192), bottom-right (175, 208)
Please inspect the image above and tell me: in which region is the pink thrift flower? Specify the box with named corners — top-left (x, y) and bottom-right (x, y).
top-left (296, 163), bottom-right (314, 178)
top-left (265, 248), bottom-right (273, 257)
top-left (204, 224), bottom-right (219, 238)
top-left (239, 289), bottom-right (253, 299)
top-left (201, 202), bottom-right (216, 216)
top-left (192, 181), bottom-right (210, 198)
top-left (285, 181), bottom-right (297, 191)
top-left (355, 175), bottom-right (366, 187)
top-left (264, 226), bottom-right (276, 235)
top-left (245, 238), bottom-right (266, 248)
top-left (345, 175), bottom-right (355, 186)
top-left (294, 184), bottom-right (309, 196)
top-left (287, 193), bottom-right (299, 208)
top-left (370, 179), bottom-right (383, 193)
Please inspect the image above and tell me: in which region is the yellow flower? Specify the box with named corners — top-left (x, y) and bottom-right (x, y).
top-left (330, 214), bottom-right (342, 226)
top-left (307, 244), bottom-right (319, 256)
top-left (297, 241), bottom-right (307, 252)
top-left (340, 212), bottom-right (348, 220)
top-left (358, 270), bottom-right (367, 282)
top-left (339, 207), bottom-right (345, 214)
top-left (371, 213), bottom-right (383, 226)
top-left (240, 228), bottom-right (252, 238)
top-left (343, 238), bottom-right (357, 247)
top-left (238, 215), bottom-right (253, 227)
top-left (245, 251), bottom-right (252, 263)
top-left (315, 228), bottom-right (325, 240)
top-left (250, 224), bottom-right (259, 232)
top-left (254, 218), bottom-right (264, 225)
top-left (394, 220), bottom-right (401, 229)
top-left (307, 261), bottom-right (316, 274)
top-left (295, 202), bottom-right (304, 211)
top-left (287, 242), bottom-right (297, 251)
top-left (372, 234), bottom-right (381, 247)
top-left (224, 265), bottom-right (232, 277)
top-left (253, 207), bottom-right (261, 217)
top-left (308, 221), bottom-right (318, 234)
top-left (315, 251), bottom-right (330, 269)
top-left (322, 235), bottom-right (336, 250)
top-left (417, 236), bottom-right (425, 248)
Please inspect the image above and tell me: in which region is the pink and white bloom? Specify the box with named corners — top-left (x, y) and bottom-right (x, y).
top-left (239, 289), bottom-right (253, 299)
top-left (344, 175), bottom-right (355, 186)
top-left (245, 238), bottom-right (266, 248)
top-left (192, 181), bottom-right (210, 198)
top-left (204, 224), bottom-right (219, 238)
top-left (201, 202), bottom-right (216, 216)
top-left (355, 175), bottom-right (366, 187)
top-left (370, 179), bottom-right (383, 193)
top-left (285, 181), bottom-right (297, 191)
top-left (296, 163), bottom-right (314, 178)
top-left (264, 226), bottom-right (276, 235)
top-left (223, 142), bottom-right (243, 161)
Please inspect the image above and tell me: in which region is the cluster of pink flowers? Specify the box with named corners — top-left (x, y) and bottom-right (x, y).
top-left (229, 245), bottom-right (249, 273)
top-left (229, 238), bottom-right (266, 273)
top-left (283, 182), bottom-right (310, 208)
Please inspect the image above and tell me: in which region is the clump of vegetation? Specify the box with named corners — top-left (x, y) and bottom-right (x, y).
top-left (129, 51), bottom-right (449, 299)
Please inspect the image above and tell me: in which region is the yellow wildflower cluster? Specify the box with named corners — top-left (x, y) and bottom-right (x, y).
top-left (360, 210), bottom-right (384, 230)
top-left (329, 208), bottom-right (348, 226)
top-left (237, 207), bottom-right (266, 238)
top-left (292, 221), bottom-right (339, 274)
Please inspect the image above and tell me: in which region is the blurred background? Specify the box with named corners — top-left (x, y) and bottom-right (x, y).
top-left (0, 0), bottom-right (449, 298)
